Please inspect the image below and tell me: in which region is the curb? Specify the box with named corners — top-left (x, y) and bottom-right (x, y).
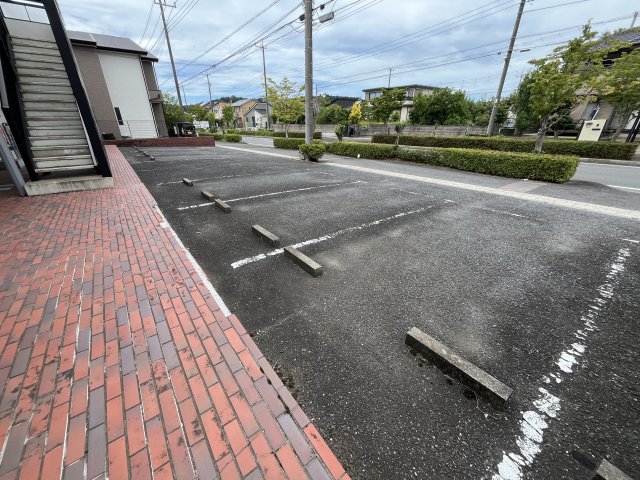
top-left (580, 158), bottom-right (640, 167)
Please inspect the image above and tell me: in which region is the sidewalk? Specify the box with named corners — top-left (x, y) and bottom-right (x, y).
top-left (0, 146), bottom-right (348, 480)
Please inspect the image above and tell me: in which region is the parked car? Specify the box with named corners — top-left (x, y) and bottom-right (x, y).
top-left (168, 122), bottom-right (197, 137)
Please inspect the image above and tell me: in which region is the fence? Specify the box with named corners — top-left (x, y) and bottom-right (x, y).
top-left (273, 123), bottom-right (496, 137)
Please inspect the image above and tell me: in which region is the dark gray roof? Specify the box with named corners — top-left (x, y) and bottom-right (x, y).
top-left (231, 99), bottom-right (252, 107)
top-left (605, 28), bottom-right (640, 46)
top-left (68, 31), bottom-right (151, 57)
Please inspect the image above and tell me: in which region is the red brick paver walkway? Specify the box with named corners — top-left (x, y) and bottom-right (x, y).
top-left (0, 146), bottom-right (347, 480)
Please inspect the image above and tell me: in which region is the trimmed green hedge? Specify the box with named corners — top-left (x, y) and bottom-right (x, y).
top-left (273, 131), bottom-right (322, 139)
top-left (325, 142), bottom-right (578, 183)
top-left (238, 130), bottom-right (323, 139)
top-left (371, 134), bottom-right (637, 160)
top-left (299, 143), bottom-right (326, 161)
top-left (223, 134), bottom-right (242, 142)
top-left (273, 137), bottom-right (306, 149)
top-left (325, 141), bottom-right (397, 159)
top-left (213, 133), bottom-right (224, 141)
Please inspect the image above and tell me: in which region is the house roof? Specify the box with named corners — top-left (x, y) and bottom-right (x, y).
top-left (244, 102), bottom-right (271, 116)
top-left (603, 28), bottom-right (640, 47)
top-left (231, 99), bottom-right (254, 107)
top-left (68, 31), bottom-right (155, 59)
top-left (362, 84), bottom-right (438, 92)
top-left (327, 96), bottom-right (360, 108)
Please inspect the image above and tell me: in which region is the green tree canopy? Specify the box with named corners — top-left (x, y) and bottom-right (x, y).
top-left (265, 76), bottom-right (305, 136)
top-left (595, 45), bottom-right (640, 139)
top-left (162, 93), bottom-right (187, 126)
top-left (221, 105), bottom-right (234, 128)
top-left (507, 73), bottom-right (539, 134)
top-left (316, 104), bottom-right (349, 124)
top-left (470, 98), bottom-right (509, 128)
top-left (527, 24), bottom-right (612, 152)
top-left (409, 88), bottom-right (472, 125)
top-left (187, 104), bottom-right (210, 121)
top-left (348, 102), bottom-right (362, 124)
top-left (370, 88), bottom-right (405, 124)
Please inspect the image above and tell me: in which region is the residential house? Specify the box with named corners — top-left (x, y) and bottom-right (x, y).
top-left (363, 85), bottom-right (438, 121)
top-left (327, 96), bottom-right (360, 110)
top-left (69, 31), bottom-right (168, 139)
top-left (570, 27), bottom-right (640, 138)
top-left (243, 101), bottom-right (272, 129)
top-left (231, 99), bottom-right (257, 128)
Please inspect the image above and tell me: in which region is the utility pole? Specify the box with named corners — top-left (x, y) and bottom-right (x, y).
top-left (260, 42), bottom-right (271, 130)
top-left (486, 0), bottom-right (526, 136)
top-left (388, 68), bottom-right (393, 88)
top-left (304, 0), bottom-right (314, 144)
top-left (182, 84), bottom-right (188, 107)
top-left (631, 11), bottom-right (638, 28)
top-left (206, 73), bottom-right (213, 112)
top-left (157, 0), bottom-right (183, 110)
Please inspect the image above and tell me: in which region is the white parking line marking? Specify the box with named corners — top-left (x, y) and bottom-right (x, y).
top-left (607, 184), bottom-right (640, 192)
top-left (622, 238), bottom-right (639, 244)
top-left (230, 206), bottom-right (433, 269)
top-left (216, 144), bottom-right (298, 160)
top-left (491, 247), bottom-right (632, 480)
top-left (226, 181), bottom-right (363, 203)
top-left (177, 181), bottom-right (362, 210)
top-left (324, 163), bottom-right (640, 220)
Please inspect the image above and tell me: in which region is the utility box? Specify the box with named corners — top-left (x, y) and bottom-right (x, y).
top-left (578, 119), bottom-right (605, 141)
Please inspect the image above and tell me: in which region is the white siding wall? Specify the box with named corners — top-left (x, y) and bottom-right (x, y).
top-left (98, 51), bottom-right (157, 138)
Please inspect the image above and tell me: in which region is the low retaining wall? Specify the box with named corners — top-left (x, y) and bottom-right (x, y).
top-left (104, 137), bottom-right (216, 147)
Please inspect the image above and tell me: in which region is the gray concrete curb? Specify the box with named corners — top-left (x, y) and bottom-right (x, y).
top-left (580, 158), bottom-right (640, 167)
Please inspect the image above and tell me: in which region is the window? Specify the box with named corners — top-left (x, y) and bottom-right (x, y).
top-left (114, 107), bottom-right (124, 126)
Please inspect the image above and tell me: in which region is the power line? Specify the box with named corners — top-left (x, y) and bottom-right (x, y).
top-left (139, 1), bottom-right (155, 43)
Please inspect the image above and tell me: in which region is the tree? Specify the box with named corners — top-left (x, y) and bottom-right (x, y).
top-left (162, 93), bottom-right (187, 126)
top-left (348, 102), bottom-right (362, 124)
top-left (507, 74), bottom-right (539, 135)
top-left (596, 47), bottom-right (640, 140)
top-left (527, 25), bottom-right (611, 153)
top-left (221, 106), bottom-right (234, 129)
top-left (551, 115), bottom-right (577, 138)
top-left (409, 88), bottom-right (472, 125)
top-left (316, 104), bottom-right (348, 124)
top-left (265, 76), bottom-right (305, 137)
top-left (370, 88), bottom-right (405, 124)
top-left (188, 104), bottom-right (209, 121)
top-left (471, 98), bottom-right (508, 128)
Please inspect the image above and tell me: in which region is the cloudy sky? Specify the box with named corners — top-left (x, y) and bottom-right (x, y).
top-left (56, 0), bottom-right (637, 104)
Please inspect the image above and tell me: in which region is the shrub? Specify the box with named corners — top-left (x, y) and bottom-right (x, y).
top-left (213, 133), bottom-right (224, 141)
top-left (225, 128), bottom-right (239, 134)
top-left (371, 134), bottom-right (636, 160)
top-left (299, 143), bottom-right (326, 161)
top-left (272, 131), bottom-right (322, 139)
top-left (273, 137), bottom-right (306, 149)
top-left (197, 131), bottom-right (216, 136)
top-left (325, 141), bottom-right (397, 159)
top-left (239, 130), bottom-right (273, 136)
top-left (326, 142), bottom-right (578, 183)
top-left (223, 134), bottom-right (242, 142)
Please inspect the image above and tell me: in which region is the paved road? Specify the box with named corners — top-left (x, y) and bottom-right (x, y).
top-left (574, 162), bottom-right (640, 192)
top-left (243, 135), bottom-right (640, 192)
top-left (124, 143), bottom-right (640, 480)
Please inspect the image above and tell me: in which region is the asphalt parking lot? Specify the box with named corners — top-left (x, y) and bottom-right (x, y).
top-left (124, 143), bottom-right (640, 480)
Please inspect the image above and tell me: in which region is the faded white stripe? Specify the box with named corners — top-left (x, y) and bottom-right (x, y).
top-left (491, 247), bottom-right (631, 480)
top-left (325, 163), bottom-right (640, 220)
top-left (231, 207), bottom-right (431, 269)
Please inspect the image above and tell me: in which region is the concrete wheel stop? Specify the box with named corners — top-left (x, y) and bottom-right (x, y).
top-left (405, 327), bottom-right (512, 407)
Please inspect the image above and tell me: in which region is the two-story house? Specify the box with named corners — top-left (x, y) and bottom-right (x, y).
top-left (362, 84), bottom-right (437, 121)
top-left (231, 99), bottom-right (257, 128)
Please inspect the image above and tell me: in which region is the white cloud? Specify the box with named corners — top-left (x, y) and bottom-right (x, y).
top-left (58, 0), bottom-right (637, 102)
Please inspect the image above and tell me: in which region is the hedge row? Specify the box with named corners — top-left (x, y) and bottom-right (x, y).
top-left (222, 134), bottom-right (242, 142)
top-left (240, 130), bottom-right (322, 139)
top-left (325, 142), bottom-right (578, 183)
top-left (273, 137), bottom-right (306, 149)
top-left (371, 134), bottom-right (637, 160)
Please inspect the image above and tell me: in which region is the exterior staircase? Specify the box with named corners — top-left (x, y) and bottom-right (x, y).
top-left (10, 34), bottom-right (96, 175)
